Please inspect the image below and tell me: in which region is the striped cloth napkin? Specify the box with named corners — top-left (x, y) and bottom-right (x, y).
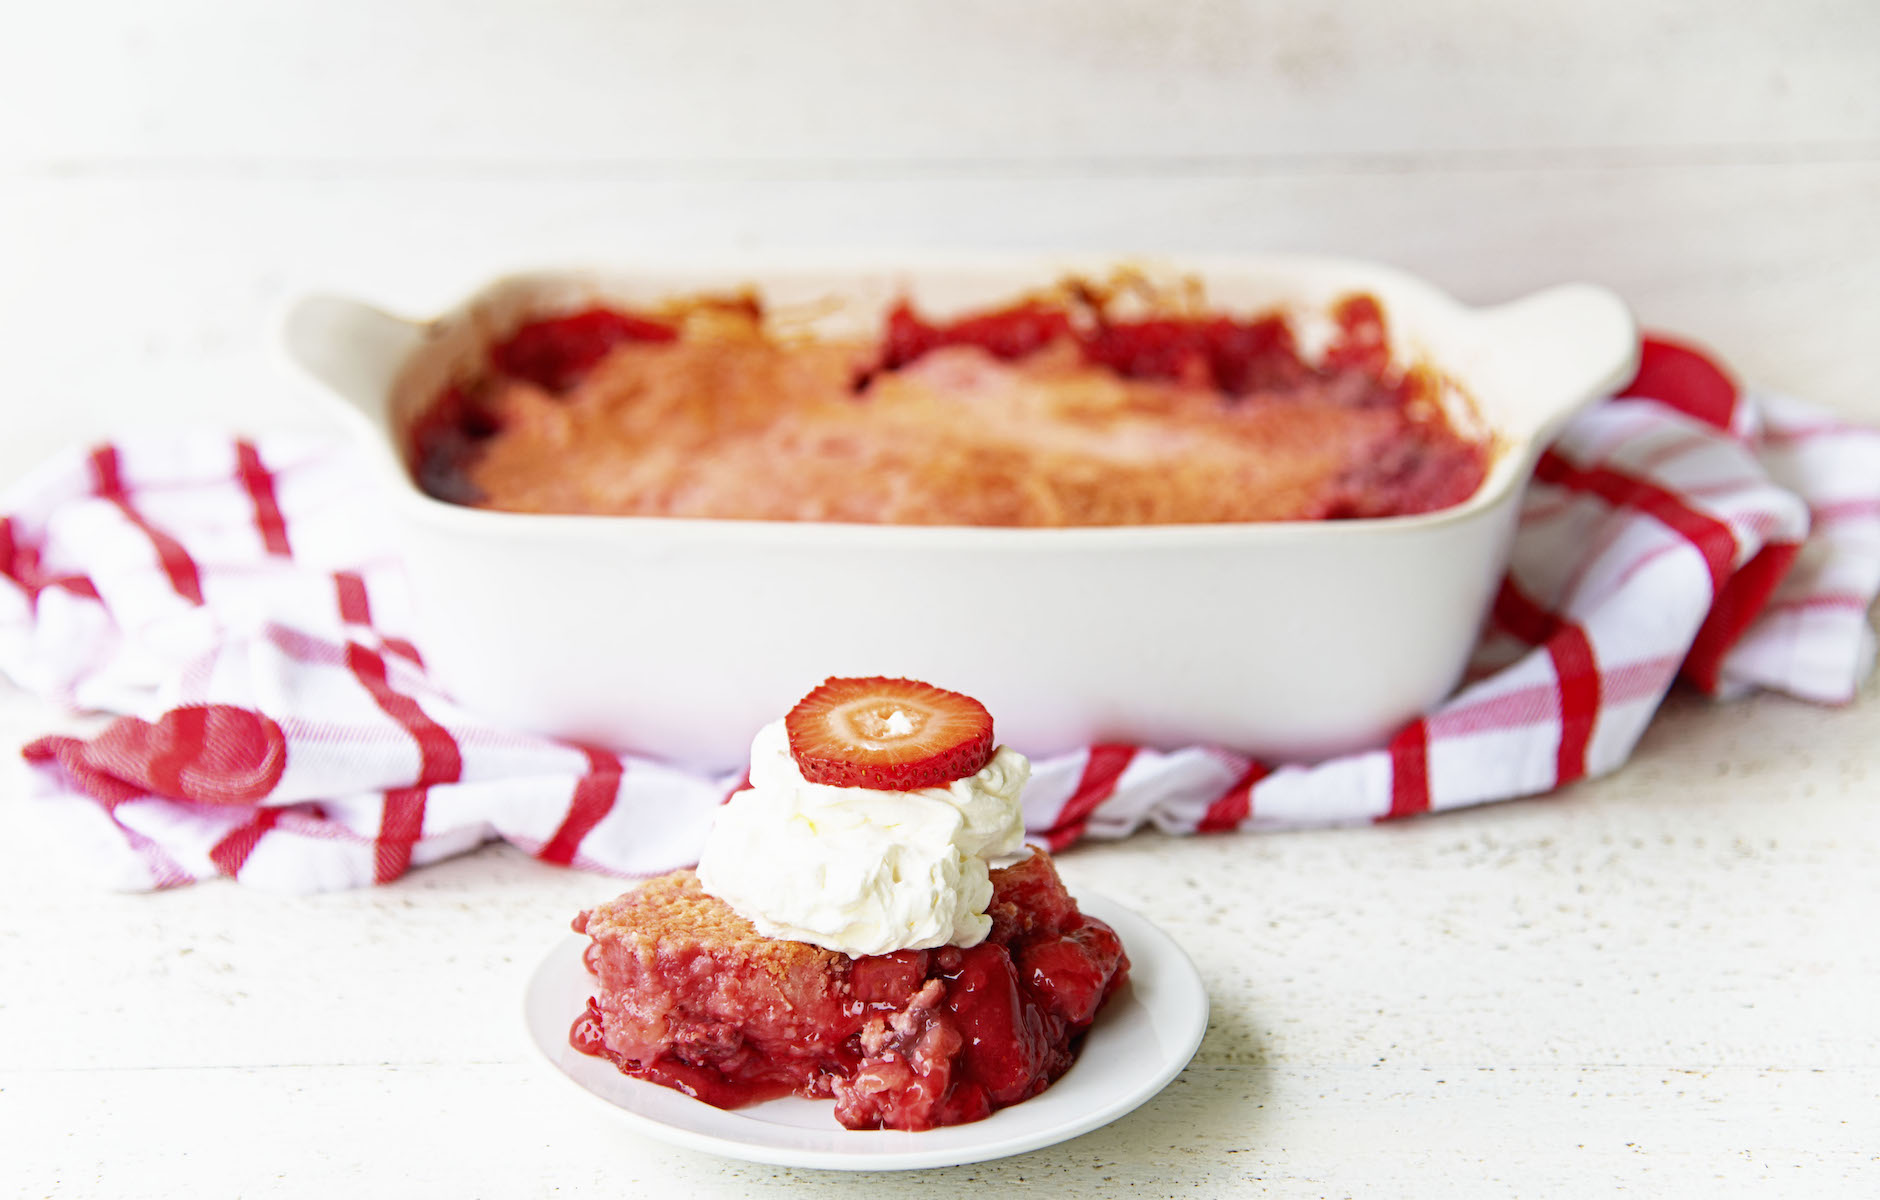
top-left (4, 338), bottom-right (1877, 892)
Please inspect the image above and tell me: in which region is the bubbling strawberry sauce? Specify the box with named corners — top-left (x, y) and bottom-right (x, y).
top-left (882, 294), bottom-right (1310, 396)
top-left (568, 851), bottom-right (1130, 1130)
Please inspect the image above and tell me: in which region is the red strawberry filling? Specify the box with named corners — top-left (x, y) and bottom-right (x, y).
top-left (491, 307), bottom-right (678, 394)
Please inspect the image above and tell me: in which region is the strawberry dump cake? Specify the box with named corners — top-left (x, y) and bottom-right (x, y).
top-left (569, 678), bottom-right (1130, 1131)
top-left (413, 278), bottom-right (1489, 525)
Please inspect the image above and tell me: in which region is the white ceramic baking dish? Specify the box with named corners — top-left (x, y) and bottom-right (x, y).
top-left (282, 254), bottom-right (1637, 771)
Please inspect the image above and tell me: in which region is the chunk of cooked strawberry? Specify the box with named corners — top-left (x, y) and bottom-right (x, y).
top-left (1016, 922), bottom-right (1127, 1027)
top-left (938, 942), bottom-right (1061, 1107)
top-left (491, 307), bottom-right (677, 393)
top-left (784, 677), bottom-right (995, 791)
top-left (984, 849), bottom-right (1080, 942)
top-left (847, 949), bottom-right (931, 1007)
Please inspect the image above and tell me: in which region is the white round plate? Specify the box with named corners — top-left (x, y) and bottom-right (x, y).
top-left (523, 894), bottom-right (1209, 1171)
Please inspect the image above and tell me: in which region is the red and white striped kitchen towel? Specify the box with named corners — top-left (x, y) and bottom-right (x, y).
top-left (5, 338), bottom-right (1878, 892)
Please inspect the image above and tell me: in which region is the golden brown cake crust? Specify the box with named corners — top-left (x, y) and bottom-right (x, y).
top-left (580, 868), bottom-right (840, 979)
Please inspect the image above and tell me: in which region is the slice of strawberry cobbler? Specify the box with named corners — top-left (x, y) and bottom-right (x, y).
top-left (570, 676), bottom-right (1130, 1130)
top-left (571, 848), bottom-right (1128, 1130)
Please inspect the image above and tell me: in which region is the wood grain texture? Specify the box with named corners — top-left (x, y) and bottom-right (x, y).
top-left (1, 1), bottom-right (1877, 1195)
top-left (2, 0), bottom-right (1875, 166)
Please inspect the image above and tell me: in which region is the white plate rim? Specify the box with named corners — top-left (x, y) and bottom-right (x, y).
top-left (523, 892), bottom-right (1209, 1171)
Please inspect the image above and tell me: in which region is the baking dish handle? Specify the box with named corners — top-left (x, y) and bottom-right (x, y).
top-left (1473, 283), bottom-right (1640, 448)
top-left (279, 294), bottom-right (425, 431)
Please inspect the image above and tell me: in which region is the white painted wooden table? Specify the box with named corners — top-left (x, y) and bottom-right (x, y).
top-left (3, 4), bottom-right (1876, 1195)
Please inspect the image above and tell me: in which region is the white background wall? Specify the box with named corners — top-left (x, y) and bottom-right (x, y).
top-left (1, 0), bottom-right (1875, 487)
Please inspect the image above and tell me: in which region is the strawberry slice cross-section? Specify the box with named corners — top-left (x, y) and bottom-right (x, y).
top-left (785, 677), bottom-right (996, 791)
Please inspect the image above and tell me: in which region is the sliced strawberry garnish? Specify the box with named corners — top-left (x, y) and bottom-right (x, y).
top-left (785, 677), bottom-right (995, 791)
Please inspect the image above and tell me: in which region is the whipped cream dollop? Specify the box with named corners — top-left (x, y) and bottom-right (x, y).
top-left (694, 720), bottom-right (1029, 956)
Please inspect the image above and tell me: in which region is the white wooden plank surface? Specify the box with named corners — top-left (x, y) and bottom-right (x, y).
top-left (3, 0), bottom-right (1875, 166)
top-left (1, 2), bottom-right (1877, 1196)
